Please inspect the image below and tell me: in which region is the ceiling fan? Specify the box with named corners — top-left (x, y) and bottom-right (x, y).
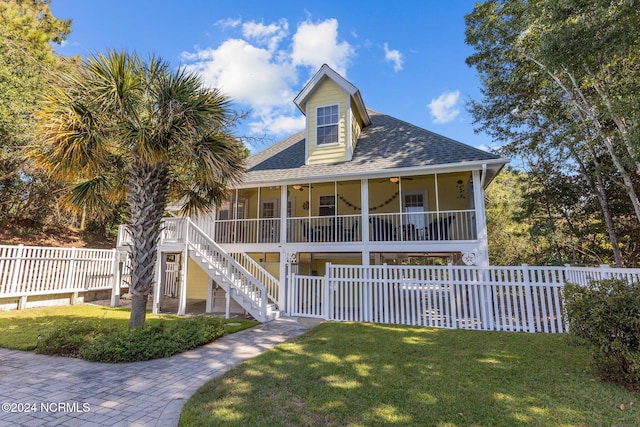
top-left (292, 184), bottom-right (313, 191)
top-left (389, 177), bottom-right (413, 184)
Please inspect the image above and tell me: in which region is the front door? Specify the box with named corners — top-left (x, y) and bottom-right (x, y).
top-left (260, 199), bottom-right (279, 243)
top-left (403, 192), bottom-right (426, 240)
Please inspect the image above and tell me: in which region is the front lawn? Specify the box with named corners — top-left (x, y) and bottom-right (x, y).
top-left (0, 305), bottom-right (257, 361)
top-left (181, 322), bottom-right (640, 426)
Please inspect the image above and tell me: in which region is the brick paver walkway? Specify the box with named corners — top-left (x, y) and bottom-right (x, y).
top-left (0, 317), bottom-right (319, 427)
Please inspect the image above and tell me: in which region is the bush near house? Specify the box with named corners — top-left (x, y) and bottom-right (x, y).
top-left (15, 306), bottom-right (258, 363)
top-left (564, 279), bottom-right (640, 390)
top-left (35, 315), bottom-right (228, 362)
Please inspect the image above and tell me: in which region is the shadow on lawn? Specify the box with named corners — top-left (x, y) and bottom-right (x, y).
top-left (182, 322), bottom-right (640, 426)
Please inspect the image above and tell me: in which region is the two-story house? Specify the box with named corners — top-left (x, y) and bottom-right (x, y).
top-left (117, 64), bottom-right (508, 320)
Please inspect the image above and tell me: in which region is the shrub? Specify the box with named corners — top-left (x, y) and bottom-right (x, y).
top-left (564, 279), bottom-right (640, 388)
top-left (35, 319), bottom-right (117, 357)
top-left (37, 316), bottom-right (227, 363)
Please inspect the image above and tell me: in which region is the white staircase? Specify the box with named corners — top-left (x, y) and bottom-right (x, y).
top-left (186, 220), bottom-right (279, 322)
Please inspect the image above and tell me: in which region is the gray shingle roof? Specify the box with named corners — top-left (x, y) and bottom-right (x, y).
top-left (243, 110), bottom-right (505, 185)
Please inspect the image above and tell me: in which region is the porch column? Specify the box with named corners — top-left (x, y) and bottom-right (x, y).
top-left (361, 178), bottom-right (371, 321)
top-left (178, 249), bottom-right (188, 315)
top-left (152, 252), bottom-right (164, 314)
top-left (206, 278), bottom-right (214, 313)
top-left (361, 178), bottom-right (370, 265)
top-left (279, 185), bottom-right (288, 313)
top-left (472, 169), bottom-right (490, 266)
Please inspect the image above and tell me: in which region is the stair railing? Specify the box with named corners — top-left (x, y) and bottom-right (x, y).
top-left (185, 219), bottom-right (269, 320)
top-left (230, 252), bottom-right (279, 305)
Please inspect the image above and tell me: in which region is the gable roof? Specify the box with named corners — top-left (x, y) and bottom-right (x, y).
top-left (293, 64), bottom-right (371, 126)
top-left (242, 109), bottom-right (508, 187)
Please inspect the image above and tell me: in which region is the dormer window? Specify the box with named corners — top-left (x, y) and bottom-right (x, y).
top-left (317, 104), bottom-right (339, 145)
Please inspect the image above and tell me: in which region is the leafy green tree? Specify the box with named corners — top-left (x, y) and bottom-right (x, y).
top-left (0, 0), bottom-right (71, 225)
top-left (33, 51), bottom-right (245, 327)
top-left (465, 0), bottom-right (639, 266)
top-left (487, 165), bottom-right (629, 267)
top-left (485, 169), bottom-right (534, 265)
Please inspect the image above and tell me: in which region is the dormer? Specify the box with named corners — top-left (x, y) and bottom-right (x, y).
top-left (294, 64), bottom-right (371, 165)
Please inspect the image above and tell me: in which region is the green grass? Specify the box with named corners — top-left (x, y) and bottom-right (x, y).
top-left (0, 305), bottom-right (257, 356)
top-left (180, 322), bottom-right (640, 426)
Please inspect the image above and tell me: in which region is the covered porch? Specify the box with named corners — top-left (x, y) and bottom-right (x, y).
top-left (206, 169), bottom-right (485, 248)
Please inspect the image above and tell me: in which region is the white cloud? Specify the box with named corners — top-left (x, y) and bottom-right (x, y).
top-left (249, 114), bottom-right (306, 136)
top-left (428, 90), bottom-right (461, 124)
top-left (291, 18), bottom-right (354, 76)
top-left (383, 43), bottom-right (403, 71)
top-left (215, 18), bottom-right (241, 29)
top-left (181, 17), bottom-right (356, 140)
top-left (182, 39), bottom-right (297, 108)
top-left (242, 19), bottom-right (288, 52)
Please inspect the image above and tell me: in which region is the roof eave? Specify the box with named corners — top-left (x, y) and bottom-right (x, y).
top-left (238, 157), bottom-right (510, 189)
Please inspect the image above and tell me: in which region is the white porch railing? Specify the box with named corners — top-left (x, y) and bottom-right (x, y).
top-left (288, 215), bottom-right (361, 243)
top-left (117, 217), bottom-right (188, 247)
top-left (368, 210), bottom-right (476, 242)
top-left (288, 263), bottom-right (640, 333)
top-left (117, 210), bottom-right (477, 247)
top-left (0, 245), bottom-right (120, 306)
top-left (211, 218), bottom-right (281, 244)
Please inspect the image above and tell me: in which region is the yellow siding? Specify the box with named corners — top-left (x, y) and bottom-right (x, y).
top-left (437, 172), bottom-right (473, 211)
top-left (350, 98), bottom-right (362, 157)
top-left (311, 256), bottom-right (363, 276)
top-left (186, 258), bottom-right (209, 300)
top-left (245, 252), bottom-right (281, 280)
top-left (307, 79), bottom-right (348, 164)
top-left (336, 180), bottom-right (361, 215)
top-left (368, 179), bottom-right (402, 214)
top-left (238, 188), bottom-right (258, 219)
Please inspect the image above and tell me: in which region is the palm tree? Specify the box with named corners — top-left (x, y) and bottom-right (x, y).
top-left (33, 50), bottom-right (244, 327)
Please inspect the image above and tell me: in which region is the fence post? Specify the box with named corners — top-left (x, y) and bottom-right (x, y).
top-left (111, 249), bottom-right (122, 307)
top-left (382, 263), bottom-right (388, 324)
top-left (283, 262), bottom-right (290, 316)
top-left (10, 244), bottom-right (24, 296)
top-left (67, 247), bottom-right (80, 305)
top-left (563, 264), bottom-right (571, 286)
top-left (601, 264), bottom-right (611, 280)
top-left (447, 263), bottom-right (455, 329)
top-left (364, 265), bottom-right (371, 323)
top-left (289, 268), bottom-right (295, 316)
top-left (324, 263), bottom-right (332, 320)
top-left (481, 266), bottom-right (493, 330)
top-left (522, 264), bottom-right (535, 333)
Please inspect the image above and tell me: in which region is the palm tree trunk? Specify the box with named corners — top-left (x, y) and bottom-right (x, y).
top-left (127, 161), bottom-right (169, 328)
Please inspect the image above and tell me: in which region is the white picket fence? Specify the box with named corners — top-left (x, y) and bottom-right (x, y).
top-left (0, 245), bottom-right (124, 309)
top-left (288, 263), bottom-right (640, 333)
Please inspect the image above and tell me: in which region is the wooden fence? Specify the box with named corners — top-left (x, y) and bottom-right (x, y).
top-left (288, 263), bottom-right (640, 333)
top-left (0, 245), bottom-right (124, 309)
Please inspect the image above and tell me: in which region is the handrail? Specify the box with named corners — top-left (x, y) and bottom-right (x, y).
top-left (230, 252), bottom-right (279, 304)
top-left (185, 219), bottom-right (269, 320)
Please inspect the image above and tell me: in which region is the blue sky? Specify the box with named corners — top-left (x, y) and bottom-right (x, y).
top-left (50, 1), bottom-right (494, 153)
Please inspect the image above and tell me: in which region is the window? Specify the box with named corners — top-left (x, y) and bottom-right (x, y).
top-left (318, 195), bottom-right (336, 216)
top-left (216, 198), bottom-right (245, 220)
top-left (317, 104), bottom-right (339, 145)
